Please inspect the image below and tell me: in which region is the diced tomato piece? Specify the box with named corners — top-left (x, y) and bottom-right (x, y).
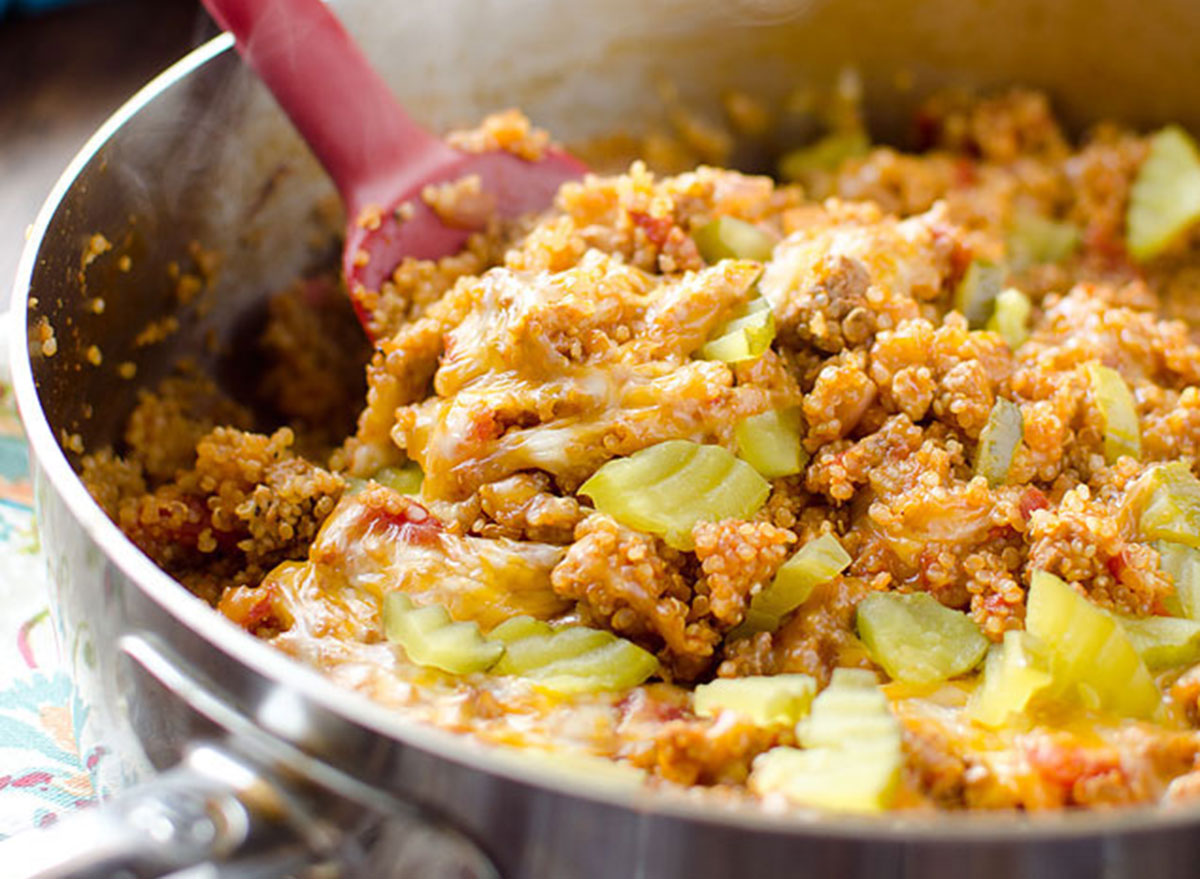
top-left (953, 157), bottom-right (978, 187)
top-left (219, 582), bottom-right (288, 635)
top-left (630, 210), bottom-right (674, 248)
top-left (365, 497), bottom-right (443, 547)
top-left (1019, 487), bottom-right (1050, 521)
top-left (1107, 547), bottom-right (1130, 581)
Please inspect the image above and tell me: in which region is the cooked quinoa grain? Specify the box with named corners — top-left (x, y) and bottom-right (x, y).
top-left (87, 96), bottom-right (1200, 814)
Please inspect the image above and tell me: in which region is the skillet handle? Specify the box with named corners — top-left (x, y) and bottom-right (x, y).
top-left (0, 738), bottom-right (503, 879)
top-left (0, 629), bottom-right (503, 879)
top-left (0, 744), bottom-right (318, 879)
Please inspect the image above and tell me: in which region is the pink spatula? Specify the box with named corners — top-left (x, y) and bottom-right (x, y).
top-left (200, 0), bottom-right (587, 336)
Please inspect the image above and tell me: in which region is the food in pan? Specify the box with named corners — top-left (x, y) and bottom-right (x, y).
top-left (82, 88), bottom-right (1200, 813)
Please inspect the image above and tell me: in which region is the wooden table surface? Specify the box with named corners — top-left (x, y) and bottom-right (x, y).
top-left (0, 0), bottom-right (204, 306)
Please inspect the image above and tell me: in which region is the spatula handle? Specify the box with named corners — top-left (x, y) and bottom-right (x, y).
top-left (200, 0), bottom-right (456, 212)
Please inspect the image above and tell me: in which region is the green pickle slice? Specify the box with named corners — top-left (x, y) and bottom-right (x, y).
top-left (491, 624), bottom-right (658, 694)
top-left (751, 669), bottom-right (901, 813)
top-left (487, 615), bottom-right (554, 644)
top-left (799, 668), bottom-right (900, 750)
top-left (954, 260), bottom-right (1006, 329)
top-left (857, 592), bottom-right (989, 685)
top-left (699, 300), bottom-right (777, 364)
top-left (579, 440), bottom-right (770, 551)
top-left (749, 745), bottom-right (899, 814)
top-left (492, 626), bottom-right (611, 674)
top-left (1026, 571), bottom-right (1161, 719)
top-left (985, 288), bottom-right (1032, 350)
top-left (374, 462), bottom-right (424, 495)
top-left (1126, 126), bottom-right (1200, 262)
top-left (974, 398), bottom-right (1024, 487)
top-left (692, 217), bottom-right (776, 263)
top-left (1085, 362), bottom-right (1141, 463)
top-left (969, 631), bottom-right (1054, 729)
top-left (1116, 614), bottom-right (1200, 670)
top-left (1139, 463), bottom-right (1200, 549)
top-left (1158, 541), bottom-right (1200, 619)
top-left (693, 674), bottom-right (817, 727)
top-left (778, 130), bottom-right (870, 180)
top-left (735, 407), bottom-right (808, 479)
top-left (738, 534), bottom-right (852, 635)
top-left (531, 639), bottom-right (657, 694)
top-left (1007, 212), bottom-right (1080, 269)
top-left (383, 593), bottom-right (504, 675)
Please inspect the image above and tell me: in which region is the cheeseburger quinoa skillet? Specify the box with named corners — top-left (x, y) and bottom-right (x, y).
top-left (79, 89), bottom-right (1200, 813)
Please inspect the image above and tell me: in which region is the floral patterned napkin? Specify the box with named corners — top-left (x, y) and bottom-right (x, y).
top-left (0, 381), bottom-right (100, 839)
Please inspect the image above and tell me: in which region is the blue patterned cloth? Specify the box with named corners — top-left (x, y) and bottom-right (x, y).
top-left (0, 384), bottom-right (101, 839)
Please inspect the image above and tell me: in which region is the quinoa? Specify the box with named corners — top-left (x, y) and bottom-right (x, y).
top-left (85, 92), bottom-right (1200, 813)
top-left (637, 714), bottom-right (782, 787)
top-left (421, 174), bottom-right (496, 230)
top-left (121, 374), bottom-right (253, 482)
top-left (551, 512), bottom-right (713, 680)
top-left (692, 519), bottom-right (795, 628)
top-left (254, 275), bottom-right (371, 455)
top-left (446, 108), bottom-right (552, 162)
top-left (114, 425), bottom-right (343, 603)
top-left (32, 316), bottom-right (57, 358)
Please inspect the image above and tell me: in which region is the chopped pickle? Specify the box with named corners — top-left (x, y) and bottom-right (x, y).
top-left (974, 398), bottom-right (1024, 487)
top-left (985, 287), bottom-right (1032, 350)
top-left (530, 640), bottom-right (658, 694)
top-left (1026, 570), bottom-right (1161, 719)
top-left (1126, 125), bottom-right (1200, 262)
top-left (856, 592), bottom-right (989, 685)
top-left (749, 745), bottom-right (900, 814)
top-left (778, 130), bottom-right (870, 180)
top-left (824, 667), bottom-right (882, 689)
top-left (734, 407), bottom-right (808, 479)
top-left (373, 462), bottom-right (424, 495)
top-left (1007, 212), bottom-right (1080, 269)
top-left (1116, 614), bottom-right (1200, 669)
top-left (738, 534), bottom-right (852, 635)
top-left (969, 631), bottom-right (1054, 729)
top-left (799, 668), bottom-right (900, 751)
top-left (693, 674), bottom-right (817, 726)
top-left (692, 217), bottom-right (776, 263)
top-left (493, 626), bottom-right (610, 673)
top-left (1085, 361), bottom-right (1141, 463)
top-left (488, 615), bottom-right (554, 643)
top-left (699, 300), bottom-right (776, 363)
top-left (1139, 463), bottom-right (1200, 549)
top-left (953, 260), bottom-right (1006, 329)
top-left (1157, 541), bottom-right (1200, 619)
top-left (750, 669), bottom-right (901, 813)
top-left (579, 440), bottom-right (770, 551)
top-left (491, 624), bottom-right (658, 694)
top-left (382, 592), bottom-right (504, 675)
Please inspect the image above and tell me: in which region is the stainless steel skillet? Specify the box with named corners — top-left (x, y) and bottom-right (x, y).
top-left (7, 0), bottom-right (1200, 876)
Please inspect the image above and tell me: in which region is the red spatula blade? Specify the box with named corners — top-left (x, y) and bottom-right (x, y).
top-left (201, 0), bottom-right (588, 339)
top-left (343, 147), bottom-right (587, 310)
